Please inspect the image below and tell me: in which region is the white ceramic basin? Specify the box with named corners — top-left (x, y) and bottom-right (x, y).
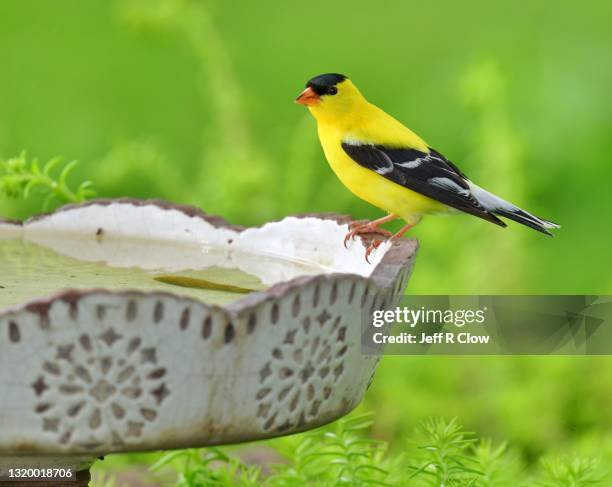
top-left (0, 199), bottom-right (418, 479)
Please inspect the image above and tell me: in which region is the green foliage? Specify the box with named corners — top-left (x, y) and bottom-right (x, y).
top-left (365, 356), bottom-right (612, 466)
top-left (408, 418), bottom-right (482, 486)
top-left (537, 456), bottom-right (603, 487)
top-left (0, 152), bottom-right (95, 210)
top-left (472, 439), bottom-right (521, 486)
top-left (149, 448), bottom-right (262, 487)
top-left (269, 413), bottom-right (392, 486)
top-left (108, 415), bottom-right (601, 487)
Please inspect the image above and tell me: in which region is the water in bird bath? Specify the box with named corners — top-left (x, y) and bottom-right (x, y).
top-left (0, 237), bottom-right (331, 309)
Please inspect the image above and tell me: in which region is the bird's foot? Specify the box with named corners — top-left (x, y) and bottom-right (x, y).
top-left (344, 221), bottom-right (393, 248)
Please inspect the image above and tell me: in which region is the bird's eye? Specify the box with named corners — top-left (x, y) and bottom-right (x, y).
top-left (328, 86), bottom-right (338, 95)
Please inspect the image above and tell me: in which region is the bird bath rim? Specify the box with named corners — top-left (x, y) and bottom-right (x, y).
top-left (0, 198), bottom-right (418, 315)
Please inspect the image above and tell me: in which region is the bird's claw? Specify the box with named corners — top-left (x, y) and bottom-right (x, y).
top-left (364, 240), bottom-right (384, 264)
top-left (343, 232), bottom-right (352, 249)
top-left (344, 220), bottom-right (368, 248)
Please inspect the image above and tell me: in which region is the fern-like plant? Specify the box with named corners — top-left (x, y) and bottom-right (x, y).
top-left (537, 456), bottom-right (602, 487)
top-left (270, 412), bottom-right (392, 486)
top-left (408, 417), bottom-right (482, 486)
top-left (150, 448), bottom-right (263, 487)
top-left (90, 414), bottom-right (605, 487)
top-left (0, 151), bottom-right (95, 209)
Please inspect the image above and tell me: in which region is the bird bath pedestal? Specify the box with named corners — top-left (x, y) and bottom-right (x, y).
top-left (0, 199), bottom-right (418, 484)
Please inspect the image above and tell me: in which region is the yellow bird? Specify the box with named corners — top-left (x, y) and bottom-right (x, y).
top-left (295, 73), bottom-right (559, 261)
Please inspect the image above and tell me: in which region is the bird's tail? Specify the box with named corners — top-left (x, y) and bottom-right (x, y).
top-left (468, 182), bottom-right (560, 236)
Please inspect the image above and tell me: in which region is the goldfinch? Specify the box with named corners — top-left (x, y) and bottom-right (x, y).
top-left (295, 73), bottom-right (559, 261)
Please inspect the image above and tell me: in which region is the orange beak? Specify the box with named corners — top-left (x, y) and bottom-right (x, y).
top-left (295, 86), bottom-right (320, 106)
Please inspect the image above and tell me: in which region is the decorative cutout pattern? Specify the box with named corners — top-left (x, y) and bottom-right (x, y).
top-left (5, 274), bottom-right (402, 452)
top-left (32, 327), bottom-right (168, 449)
top-left (255, 289), bottom-right (350, 434)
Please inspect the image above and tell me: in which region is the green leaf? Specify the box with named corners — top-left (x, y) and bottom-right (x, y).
top-left (43, 156), bottom-right (63, 176)
top-left (59, 159), bottom-right (79, 185)
top-left (0, 152), bottom-right (96, 211)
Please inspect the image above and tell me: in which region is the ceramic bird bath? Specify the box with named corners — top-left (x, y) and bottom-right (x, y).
top-left (0, 199), bottom-right (418, 484)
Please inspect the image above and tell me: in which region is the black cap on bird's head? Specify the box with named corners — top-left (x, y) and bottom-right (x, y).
top-left (306, 73), bottom-right (347, 95)
top-left (296, 73), bottom-right (348, 106)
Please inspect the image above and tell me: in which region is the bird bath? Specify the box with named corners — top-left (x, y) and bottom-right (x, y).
top-left (0, 199), bottom-right (418, 484)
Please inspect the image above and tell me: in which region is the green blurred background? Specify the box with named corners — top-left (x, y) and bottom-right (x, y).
top-left (1, 0), bottom-right (612, 482)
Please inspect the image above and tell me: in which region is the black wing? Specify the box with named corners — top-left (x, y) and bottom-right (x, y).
top-left (341, 142), bottom-right (506, 227)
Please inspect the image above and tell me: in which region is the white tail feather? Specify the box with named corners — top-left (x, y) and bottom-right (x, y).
top-left (468, 182), bottom-right (560, 231)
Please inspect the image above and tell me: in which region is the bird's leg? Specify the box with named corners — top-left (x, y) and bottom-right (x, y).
top-left (389, 220), bottom-right (420, 240)
top-left (344, 214), bottom-right (398, 248)
top-left (364, 219), bottom-right (420, 263)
